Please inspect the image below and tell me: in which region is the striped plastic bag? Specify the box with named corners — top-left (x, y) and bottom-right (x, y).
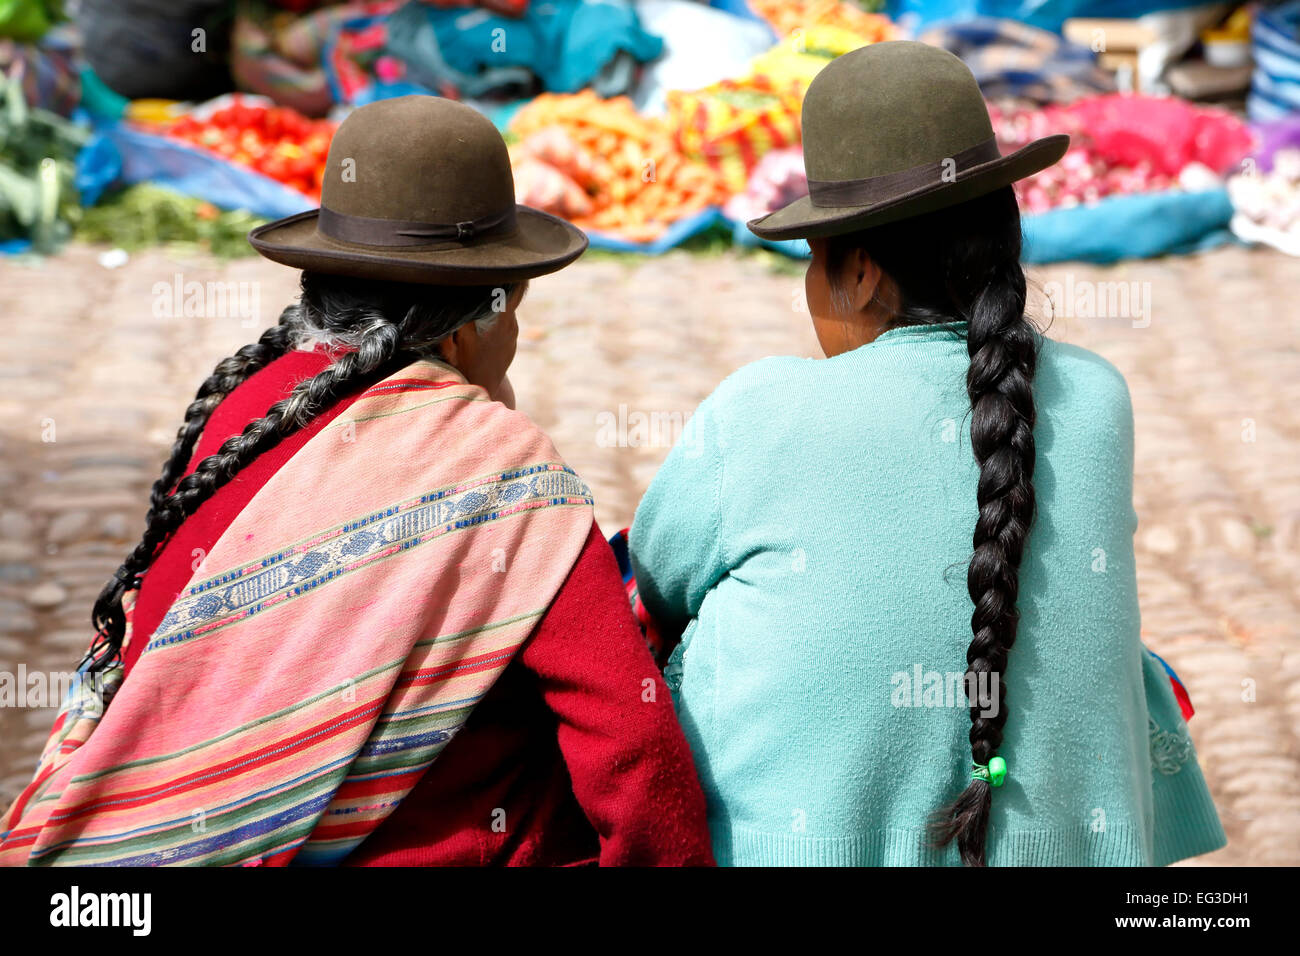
top-left (665, 75), bottom-right (801, 196)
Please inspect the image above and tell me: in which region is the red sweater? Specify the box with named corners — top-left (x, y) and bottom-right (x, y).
top-left (126, 349), bottom-right (714, 867)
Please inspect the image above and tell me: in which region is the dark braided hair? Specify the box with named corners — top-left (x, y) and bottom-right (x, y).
top-left (825, 186), bottom-right (1036, 866)
top-left (85, 272), bottom-right (515, 675)
top-left (146, 319), bottom-right (297, 523)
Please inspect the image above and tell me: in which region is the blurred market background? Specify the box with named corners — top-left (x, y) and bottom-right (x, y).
top-left (2, 0), bottom-right (1299, 865)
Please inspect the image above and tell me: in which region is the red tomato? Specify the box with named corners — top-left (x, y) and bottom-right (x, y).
top-left (287, 156), bottom-right (315, 181)
top-left (227, 99), bottom-right (253, 130)
top-left (261, 155), bottom-right (289, 182)
top-left (285, 112), bottom-right (309, 139)
top-left (304, 132), bottom-right (332, 158)
top-left (168, 101), bottom-right (337, 182)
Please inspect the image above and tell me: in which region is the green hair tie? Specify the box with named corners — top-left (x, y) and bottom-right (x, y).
top-left (972, 756), bottom-right (1007, 787)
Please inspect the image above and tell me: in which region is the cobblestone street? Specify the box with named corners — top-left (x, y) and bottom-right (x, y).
top-left (1, 242), bottom-right (1297, 865)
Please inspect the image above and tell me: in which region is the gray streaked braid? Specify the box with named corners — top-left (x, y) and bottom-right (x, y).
top-left (146, 312), bottom-right (297, 520)
top-left (85, 272), bottom-right (514, 674)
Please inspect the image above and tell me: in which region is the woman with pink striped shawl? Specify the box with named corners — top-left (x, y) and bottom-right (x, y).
top-left (0, 97), bottom-right (713, 867)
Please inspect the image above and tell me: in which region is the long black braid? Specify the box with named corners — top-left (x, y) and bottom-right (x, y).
top-left (827, 186), bottom-right (1036, 866)
top-left (146, 318), bottom-right (297, 522)
top-left (85, 273), bottom-right (514, 675)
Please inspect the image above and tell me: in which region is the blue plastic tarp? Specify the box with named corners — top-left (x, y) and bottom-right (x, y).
top-left (1021, 188), bottom-right (1236, 263)
top-left (728, 188), bottom-right (1236, 264)
top-left (77, 122), bottom-right (316, 220)
top-left (708, 0), bottom-right (1214, 31)
top-left (706, 0), bottom-right (773, 28)
top-left (887, 0), bottom-right (1211, 32)
top-left (730, 218), bottom-right (811, 259)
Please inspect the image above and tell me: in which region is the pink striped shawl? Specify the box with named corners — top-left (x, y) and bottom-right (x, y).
top-left (0, 359), bottom-right (594, 866)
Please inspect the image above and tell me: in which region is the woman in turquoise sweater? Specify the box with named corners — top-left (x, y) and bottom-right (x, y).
top-left (629, 42), bottom-right (1226, 866)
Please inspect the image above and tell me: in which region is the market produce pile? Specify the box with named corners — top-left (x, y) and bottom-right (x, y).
top-left (747, 0), bottom-right (897, 42)
top-left (724, 94), bottom-right (1256, 228)
top-left (502, 0), bottom-right (902, 242)
top-left (111, 71), bottom-right (1254, 248)
top-left (76, 184), bottom-right (269, 258)
top-left (1, 0), bottom-right (1295, 262)
top-left (509, 91), bottom-right (728, 242)
top-left (721, 147), bottom-right (807, 226)
top-left (152, 97), bottom-right (336, 203)
top-left (989, 96), bottom-right (1254, 214)
top-left (665, 77), bottom-right (802, 195)
top-left (78, 0), bottom-right (900, 248)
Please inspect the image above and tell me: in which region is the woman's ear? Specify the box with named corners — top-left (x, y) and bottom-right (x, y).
top-left (437, 322), bottom-right (477, 369)
top-left (850, 247), bottom-right (883, 313)
top-left (436, 330), bottom-right (459, 367)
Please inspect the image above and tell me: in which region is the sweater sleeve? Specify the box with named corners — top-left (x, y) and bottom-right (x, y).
top-left (1142, 646), bottom-right (1227, 864)
top-left (628, 393), bottom-right (728, 642)
top-left (520, 521), bottom-right (716, 866)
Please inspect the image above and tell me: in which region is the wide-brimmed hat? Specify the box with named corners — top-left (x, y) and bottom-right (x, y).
top-left (748, 41), bottom-right (1070, 241)
top-left (249, 95), bottom-right (587, 285)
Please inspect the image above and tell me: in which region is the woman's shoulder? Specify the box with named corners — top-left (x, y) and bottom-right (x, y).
top-left (1034, 339), bottom-right (1137, 490)
top-left (697, 354), bottom-right (825, 423)
top-left (715, 354), bottom-right (818, 398)
top-left (365, 364), bottom-right (593, 499)
top-left (1036, 337), bottom-right (1134, 421)
top-left (687, 335), bottom-right (1137, 444)
top-left (464, 394), bottom-right (576, 470)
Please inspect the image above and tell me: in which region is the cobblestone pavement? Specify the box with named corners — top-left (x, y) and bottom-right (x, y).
top-left (1, 242), bottom-right (1297, 865)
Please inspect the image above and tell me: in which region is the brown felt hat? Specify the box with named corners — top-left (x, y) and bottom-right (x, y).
top-left (748, 41), bottom-right (1070, 241)
top-left (249, 95), bottom-right (588, 285)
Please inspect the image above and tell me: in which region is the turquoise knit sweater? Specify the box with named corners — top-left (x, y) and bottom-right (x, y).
top-left (630, 323), bottom-right (1226, 866)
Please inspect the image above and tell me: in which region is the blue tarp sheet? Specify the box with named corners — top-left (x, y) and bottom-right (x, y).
top-left (1021, 188), bottom-right (1236, 263)
top-left (76, 123), bottom-right (315, 220)
top-left (887, 0), bottom-right (1209, 32)
top-left (714, 0), bottom-right (1213, 32)
top-left (586, 208), bottom-right (724, 253)
top-left (728, 188), bottom-right (1237, 264)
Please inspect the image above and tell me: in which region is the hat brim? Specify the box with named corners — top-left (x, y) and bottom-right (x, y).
top-left (248, 204), bottom-right (589, 286)
top-left (748, 135), bottom-right (1070, 241)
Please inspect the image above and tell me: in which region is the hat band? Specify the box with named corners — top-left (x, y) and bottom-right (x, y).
top-left (807, 138), bottom-right (1002, 208)
top-left (317, 205), bottom-right (518, 247)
